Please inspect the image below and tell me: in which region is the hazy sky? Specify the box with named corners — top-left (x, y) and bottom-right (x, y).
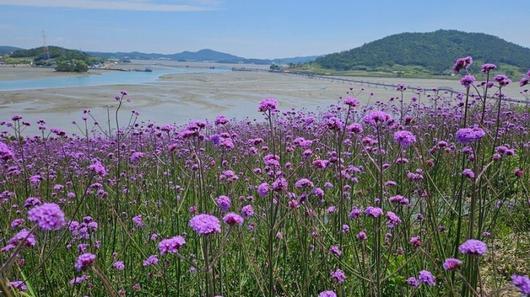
top-left (1, 0), bottom-right (529, 58)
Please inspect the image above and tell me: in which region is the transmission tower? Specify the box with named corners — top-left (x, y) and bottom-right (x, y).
top-left (42, 30), bottom-right (49, 60)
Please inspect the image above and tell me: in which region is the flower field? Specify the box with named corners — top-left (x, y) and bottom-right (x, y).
top-left (0, 58), bottom-right (529, 296)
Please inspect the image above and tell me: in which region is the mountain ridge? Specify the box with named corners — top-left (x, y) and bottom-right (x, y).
top-left (88, 48), bottom-right (318, 65)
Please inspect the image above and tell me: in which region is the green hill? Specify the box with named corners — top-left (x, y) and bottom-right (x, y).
top-left (9, 46), bottom-right (103, 72)
top-left (312, 30), bottom-right (530, 76)
top-left (11, 46), bottom-right (90, 61)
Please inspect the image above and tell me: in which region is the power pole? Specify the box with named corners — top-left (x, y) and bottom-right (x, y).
top-left (42, 30), bottom-right (49, 60)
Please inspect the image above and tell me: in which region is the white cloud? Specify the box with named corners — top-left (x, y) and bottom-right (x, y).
top-left (0, 0), bottom-right (215, 12)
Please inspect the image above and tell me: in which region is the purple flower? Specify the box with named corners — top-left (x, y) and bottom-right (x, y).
top-left (406, 277), bottom-right (420, 288)
top-left (313, 187), bottom-right (324, 198)
top-left (462, 168), bottom-right (475, 179)
top-left (389, 195), bottom-right (409, 205)
top-left (220, 170), bottom-right (239, 182)
top-left (453, 56), bottom-right (473, 73)
top-left (346, 123), bottom-right (363, 134)
top-left (456, 127), bottom-right (485, 144)
top-left (386, 211), bottom-right (401, 228)
top-left (418, 270), bottom-right (436, 286)
top-left (27, 203), bottom-right (66, 231)
top-left (10, 218), bottom-right (25, 229)
top-left (2, 229), bottom-right (37, 252)
top-left (365, 206), bottom-right (383, 218)
top-left (75, 253), bottom-right (96, 271)
top-left (216, 195), bottom-right (231, 212)
top-left (481, 63), bottom-right (497, 73)
top-left (241, 205), bottom-right (254, 218)
top-left (319, 291), bottom-right (337, 297)
top-left (69, 275), bottom-right (89, 286)
top-left (330, 268), bottom-right (346, 284)
top-left (113, 260), bottom-right (125, 270)
top-left (393, 130), bottom-right (416, 148)
top-left (158, 235), bottom-right (186, 255)
top-left (326, 117), bottom-right (343, 131)
top-left (130, 151), bottom-right (145, 163)
top-left (460, 75), bottom-right (476, 87)
top-left (9, 280), bottom-right (27, 292)
top-left (443, 258), bottom-right (462, 271)
top-left (29, 175), bottom-right (42, 187)
top-left (132, 215), bottom-right (145, 228)
top-left (257, 182), bottom-right (270, 197)
top-left (143, 255), bottom-right (159, 267)
top-left (363, 110), bottom-right (392, 126)
top-left (511, 274), bottom-right (530, 295)
top-left (189, 214), bottom-right (221, 235)
top-left (356, 231), bottom-right (367, 241)
top-left (409, 236), bottom-right (421, 247)
top-left (215, 115), bottom-right (229, 125)
top-left (521, 76), bottom-right (529, 87)
top-left (88, 160), bottom-right (107, 177)
top-left (349, 207), bottom-right (362, 219)
top-left (223, 212), bottom-right (244, 226)
top-left (458, 239), bottom-right (487, 256)
top-left (313, 159), bottom-right (330, 169)
top-left (0, 141), bottom-right (14, 161)
top-left (494, 74), bottom-right (511, 86)
top-left (329, 245), bottom-right (342, 257)
top-left (344, 96), bottom-right (359, 107)
top-left (295, 178), bottom-right (314, 189)
top-left (272, 177), bottom-right (288, 192)
top-left (264, 154), bottom-right (280, 167)
top-left (258, 98), bottom-right (278, 112)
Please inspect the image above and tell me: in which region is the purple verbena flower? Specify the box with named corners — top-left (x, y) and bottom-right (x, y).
top-left (75, 253), bottom-right (96, 271)
top-left (158, 235), bottom-right (186, 255)
top-left (393, 130), bottom-right (416, 148)
top-left (319, 291), bottom-right (337, 297)
top-left (189, 214), bottom-right (221, 235)
top-left (511, 274), bottom-right (530, 295)
top-left (27, 203), bottom-right (65, 231)
top-left (443, 258), bottom-right (462, 271)
top-left (259, 98), bottom-right (278, 112)
top-left (458, 239), bottom-right (487, 256)
top-left (223, 212), bottom-right (244, 226)
top-left (418, 270), bottom-right (436, 286)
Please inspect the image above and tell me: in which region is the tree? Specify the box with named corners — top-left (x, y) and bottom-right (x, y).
top-left (55, 59), bottom-right (88, 72)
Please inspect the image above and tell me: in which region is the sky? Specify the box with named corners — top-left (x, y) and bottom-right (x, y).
top-left (0, 0), bottom-right (529, 59)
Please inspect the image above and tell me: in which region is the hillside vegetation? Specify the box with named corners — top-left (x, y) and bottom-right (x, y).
top-left (9, 46), bottom-right (102, 72)
top-left (312, 30), bottom-right (530, 76)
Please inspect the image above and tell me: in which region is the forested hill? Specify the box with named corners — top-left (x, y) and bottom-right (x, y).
top-left (313, 30), bottom-right (530, 75)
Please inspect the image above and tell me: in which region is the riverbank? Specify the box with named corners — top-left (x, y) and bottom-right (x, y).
top-left (0, 65), bottom-right (95, 81)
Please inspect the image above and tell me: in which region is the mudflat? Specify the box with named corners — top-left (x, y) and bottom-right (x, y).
top-left (0, 65), bottom-right (525, 134)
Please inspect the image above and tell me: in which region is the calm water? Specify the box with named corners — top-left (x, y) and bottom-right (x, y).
top-left (0, 67), bottom-right (227, 91)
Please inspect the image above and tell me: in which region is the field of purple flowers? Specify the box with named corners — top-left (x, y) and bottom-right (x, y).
top-left (0, 58), bottom-right (529, 297)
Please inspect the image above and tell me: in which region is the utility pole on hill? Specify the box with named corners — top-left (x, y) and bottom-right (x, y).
top-left (42, 30), bottom-right (49, 60)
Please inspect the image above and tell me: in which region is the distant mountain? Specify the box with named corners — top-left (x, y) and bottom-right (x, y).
top-left (0, 46), bottom-right (22, 55)
top-left (313, 30), bottom-right (530, 75)
top-left (89, 49), bottom-right (318, 65)
top-left (3, 45), bottom-right (318, 65)
top-left (169, 49), bottom-right (242, 62)
top-left (88, 51), bottom-right (167, 60)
